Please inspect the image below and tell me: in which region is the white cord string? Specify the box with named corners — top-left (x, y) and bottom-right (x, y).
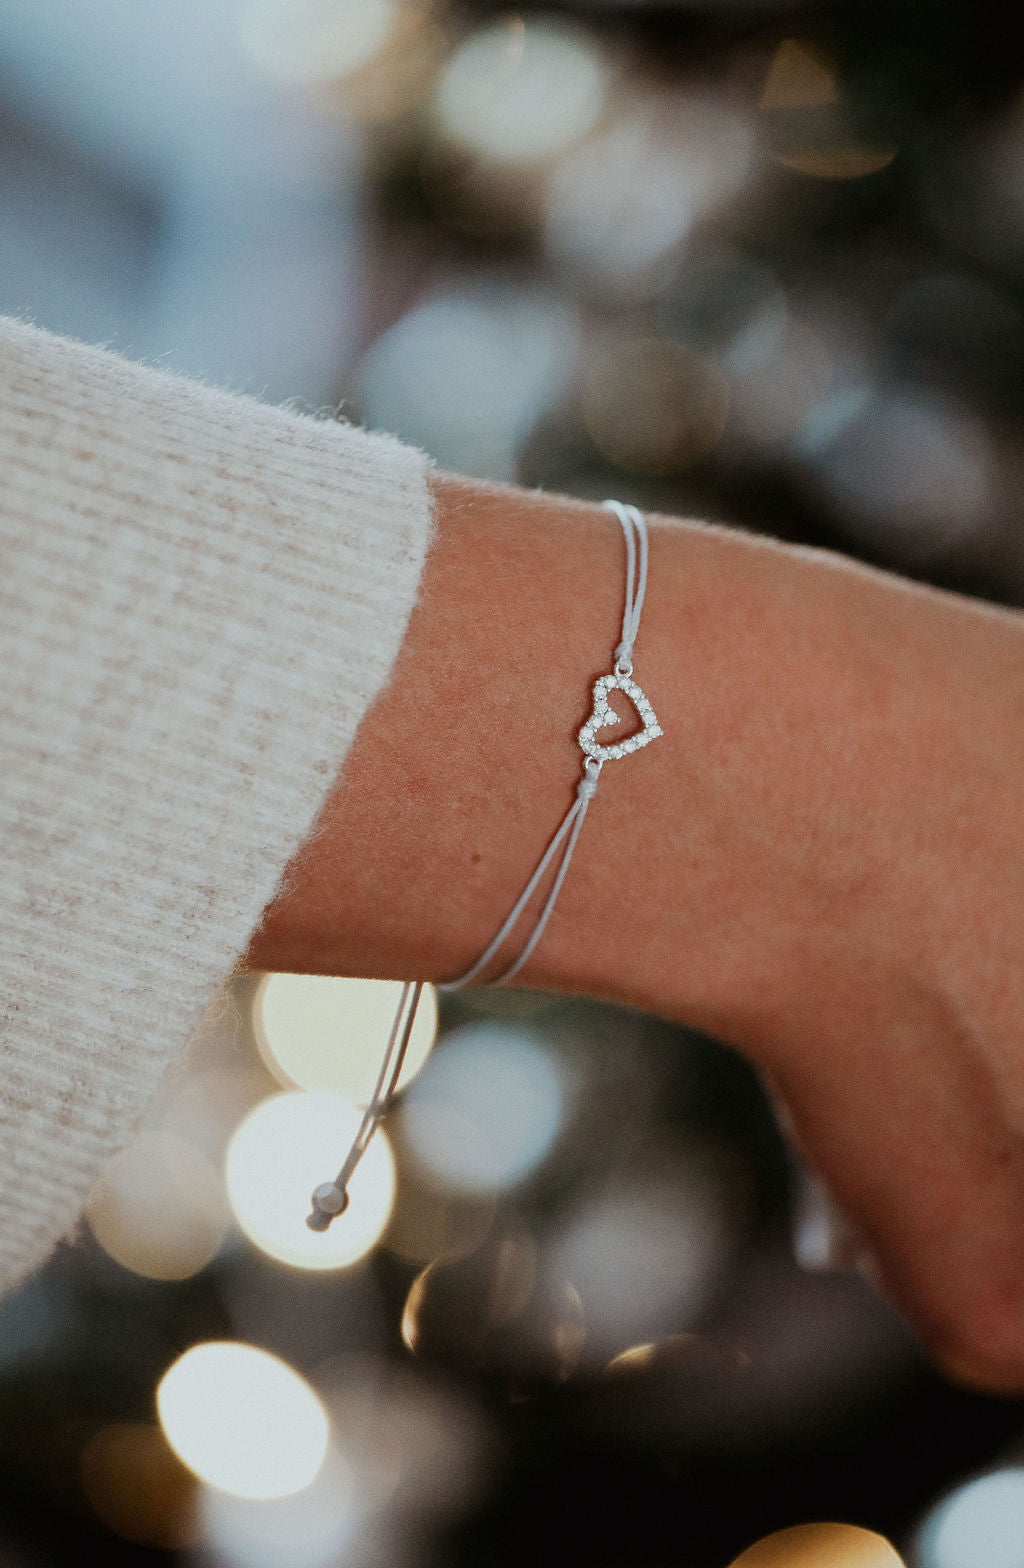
top-left (307, 499), bottom-right (662, 1228)
top-left (306, 979), bottom-right (422, 1229)
top-left (435, 765), bottom-right (601, 991)
top-left (438, 499), bottom-right (651, 992)
top-left (608, 499), bottom-right (648, 675)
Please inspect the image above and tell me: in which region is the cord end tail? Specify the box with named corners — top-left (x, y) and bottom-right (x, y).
top-left (306, 1181), bottom-right (349, 1232)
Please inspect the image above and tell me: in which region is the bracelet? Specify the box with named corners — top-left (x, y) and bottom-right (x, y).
top-left (307, 499), bottom-right (663, 1230)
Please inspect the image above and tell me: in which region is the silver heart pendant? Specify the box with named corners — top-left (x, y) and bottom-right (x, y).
top-left (578, 673), bottom-right (663, 762)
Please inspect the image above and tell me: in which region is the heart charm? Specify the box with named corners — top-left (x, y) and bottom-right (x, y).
top-left (578, 673), bottom-right (663, 762)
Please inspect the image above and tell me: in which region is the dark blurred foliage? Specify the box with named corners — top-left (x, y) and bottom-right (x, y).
top-left (349, 0), bottom-right (1024, 602)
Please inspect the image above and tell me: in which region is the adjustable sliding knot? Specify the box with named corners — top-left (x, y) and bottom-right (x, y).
top-left (576, 770), bottom-right (601, 803)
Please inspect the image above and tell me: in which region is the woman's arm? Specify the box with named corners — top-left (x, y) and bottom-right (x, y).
top-left (249, 472), bottom-right (1024, 1395)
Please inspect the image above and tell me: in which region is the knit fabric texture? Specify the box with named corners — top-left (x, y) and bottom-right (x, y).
top-left (0, 314), bottom-right (434, 1295)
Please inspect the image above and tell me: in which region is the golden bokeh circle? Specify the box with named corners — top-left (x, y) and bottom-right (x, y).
top-left (583, 339), bottom-right (730, 475)
top-left (80, 1423), bottom-right (200, 1549)
top-left (728, 1522), bottom-right (904, 1568)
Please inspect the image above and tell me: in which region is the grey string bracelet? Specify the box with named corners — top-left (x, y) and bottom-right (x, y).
top-left (307, 499), bottom-right (664, 1230)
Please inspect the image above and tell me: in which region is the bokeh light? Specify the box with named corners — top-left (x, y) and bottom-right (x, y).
top-left (605, 1341), bottom-right (661, 1374)
top-left (382, 1151), bottom-right (496, 1265)
top-left (226, 1091), bottom-right (395, 1269)
top-left (656, 251), bottom-right (788, 378)
top-left (760, 40), bottom-right (839, 111)
top-left (582, 338), bottom-right (730, 475)
top-left (544, 1142), bottom-right (745, 1362)
top-left (729, 1523), bottom-right (903, 1566)
top-left (544, 96), bottom-right (751, 300)
top-left (157, 1343), bottom-right (330, 1500)
top-left (199, 1447), bottom-right (355, 1568)
top-left (773, 143), bottom-right (897, 180)
top-left (155, 1064), bottom-right (283, 1165)
top-left (353, 284), bottom-right (577, 479)
top-left (401, 1229), bottom-right (585, 1386)
top-left (79, 1423), bottom-right (199, 1549)
top-left (86, 1130), bottom-right (228, 1281)
top-left (797, 385), bottom-right (994, 563)
top-left (324, 2), bottom-right (448, 125)
top-left (791, 1166), bottom-right (859, 1272)
top-left (543, 113), bottom-right (690, 300)
top-left (914, 1468), bottom-right (1024, 1568)
top-left (603, 1332), bottom-right (753, 1389)
top-left (760, 38), bottom-right (897, 181)
top-left (728, 319), bottom-right (832, 450)
top-left (238, 0), bottom-right (399, 86)
top-left (318, 1354), bottom-right (493, 1519)
top-left (253, 973), bottom-right (437, 1102)
top-left (434, 16), bottom-right (608, 166)
top-left (397, 1021), bottom-right (564, 1194)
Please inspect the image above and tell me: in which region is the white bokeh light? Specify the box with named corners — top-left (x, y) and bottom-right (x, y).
top-left (353, 285), bottom-right (577, 479)
top-left (398, 1022), bottom-right (563, 1194)
top-left (157, 1343), bottom-right (329, 1500)
top-left (797, 385), bottom-right (994, 563)
top-left (86, 1130), bottom-right (228, 1282)
top-left (226, 1092), bottom-right (395, 1269)
top-left (727, 320), bottom-right (832, 450)
top-left (199, 1448), bottom-right (355, 1568)
top-left (915, 1468), bottom-right (1024, 1568)
top-left (544, 1148), bottom-right (739, 1361)
top-left (545, 117), bottom-right (693, 297)
top-left (544, 97), bottom-right (751, 299)
top-left (254, 974), bottom-right (437, 1102)
top-left (319, 1354), bottom-right (493, 1519)
top-left (435, 17), bottom-right (608, 165)
top-left (239, 0), bottom-right (398, 85)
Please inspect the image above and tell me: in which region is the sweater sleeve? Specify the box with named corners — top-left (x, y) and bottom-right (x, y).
top-left (0, 314), bottom-right (435, 1295)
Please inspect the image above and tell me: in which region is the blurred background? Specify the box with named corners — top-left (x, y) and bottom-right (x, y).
top-left (2, 2), bottom-right (1024, 1566)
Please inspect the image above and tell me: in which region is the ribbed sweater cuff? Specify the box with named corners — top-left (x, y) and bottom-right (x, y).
top-left (0, 314), bottom-right (434, 1292)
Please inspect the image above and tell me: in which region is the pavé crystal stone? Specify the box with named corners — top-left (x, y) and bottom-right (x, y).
top-left (578, 672), bottom-right (664, 763)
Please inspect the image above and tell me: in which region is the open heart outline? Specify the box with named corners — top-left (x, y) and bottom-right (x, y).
top-left (578, 673), bottom-right (664, 762)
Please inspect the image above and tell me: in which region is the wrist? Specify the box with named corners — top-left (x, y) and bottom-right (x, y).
top-left (245, 475), bottom-right (633, 982)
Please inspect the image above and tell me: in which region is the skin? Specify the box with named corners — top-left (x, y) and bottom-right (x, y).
top-left (247, 473), bottom-right (1024, 1394)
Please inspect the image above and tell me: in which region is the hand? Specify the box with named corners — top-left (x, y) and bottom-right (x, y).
top-left (247, 473), bottom-right (1024, 1393)
top-left (609, 506), bottom-right (1024, 1396)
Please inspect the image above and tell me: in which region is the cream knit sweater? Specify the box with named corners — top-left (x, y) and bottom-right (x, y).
top-left (0, 314), bottom-right (434, 1296)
